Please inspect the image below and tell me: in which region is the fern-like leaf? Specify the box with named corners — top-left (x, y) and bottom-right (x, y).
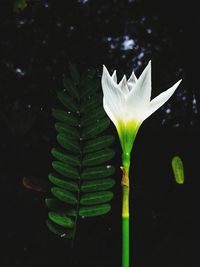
top-left (46, 65), bottom-right (115, 244)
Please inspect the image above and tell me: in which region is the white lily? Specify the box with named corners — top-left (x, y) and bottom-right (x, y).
top-left (101, 61), bottom-right (182, 153)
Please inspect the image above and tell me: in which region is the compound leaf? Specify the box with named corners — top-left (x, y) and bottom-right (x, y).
top-left (46, 64), bottom-right (115, 245)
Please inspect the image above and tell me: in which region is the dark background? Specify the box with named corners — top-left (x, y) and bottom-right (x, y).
top-left (0, 0), bottom-right (200, 266)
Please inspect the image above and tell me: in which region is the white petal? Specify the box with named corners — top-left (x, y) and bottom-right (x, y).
top-left (118, 75), bottom-right (129, 94)
top-left (101, 65), bottom-right (125, 124)
top-left (102, 65), bottom-right (124, 99)
top-left (143, 79), bottom-right (182, 121)
top-left (103, 97), bottom-right (118, 128)
top-left (127, 71), bottom-right (137, 91)
top-left (111, 70), bottom-right (117, 83)
top-left (126, 61), bottom-right (152, 113)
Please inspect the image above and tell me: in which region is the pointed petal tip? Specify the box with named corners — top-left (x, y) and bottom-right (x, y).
top-left (173, 79), bottom-right (182, 90)
top-left (147, 60), bottom-right (151, 67)
top-left (102, 65), bottom-right (110, 76)
top-left (147, 60), bottom-right (151, 68)
top-left (177, 79), bottom-right (182, 85)
top-left (112, 70), bottom-right (116, 75)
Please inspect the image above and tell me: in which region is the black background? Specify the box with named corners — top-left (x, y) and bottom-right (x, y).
top-left (0, 0), bottom-right (200, 266)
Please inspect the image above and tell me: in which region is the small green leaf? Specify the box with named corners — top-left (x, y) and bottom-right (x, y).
top-left (52, 161), bottom-right (79, 179)
top-left (79, 204), bottom-right (111, 217)
top-left (46, 219), bottom-right (74, 238)
top-left (63, 75), bottom-right (79, 98)
top-left (81, 69), bottom-right (96, 85)
top-left (80, 191), bottom-right (113, 205)
top-left (55, 122), bottom-right (79, 138)
top-left (69, 63), bottom-right (80, 83)
top-left (80, 95), bottom-right (101, 113)
top-left (82, 148), bottom-right (115, 166)
top-left (45, 198), bottom-right (76, 216)
top-left (57, 91), bottom-right (78, 112)
top-left (14, 0), bottom-right (28, 12)
top-left (82, 107), bottom-right (106, 126)
top-left (51, 187), bottom-right (78, 204)
top-left (81, 79), bottom-right (100, 97)
top-left (81, 178), bottom-right (115, 192)
top-left (51, 148), bottom-right (80, 166)
top-left (83, 135), bottom-right (115, 153)
top-left (82, 165), bottom-right (115, 179)
top-left (52, 108), bottom-right (78, 126)
top-left (48, 211), bottom-right (74, 228)
top-left (48, 173), bottom-right (79, 191)
top-left (172, 156), bottom-right (184, 184)
top-left (82, 118), bottom-right (110, 138)
top-left (57, 133), bottom-right (80, 153)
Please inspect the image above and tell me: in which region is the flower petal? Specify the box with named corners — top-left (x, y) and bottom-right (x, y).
top-left (102, 65), bottom-right (125, 126)
top-left (111, 70), bottom-right (117, 83)
top-left (103, 97), bottom-right (118, 127)
top-left (127, 61), bottom-right (152, 110)
top-left (143, 79), bottom-right (182, 121)
top-left (102, 65), bottom-right (123, 96)
top-left (127, 71), bottom-right (137, 91)
top-left (118, 75), bottom-right (129, 94)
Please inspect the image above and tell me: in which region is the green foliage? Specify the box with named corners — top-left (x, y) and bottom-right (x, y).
top-left (13, 0), bottom-right (28, 12)
top-left (46, 65), bottom-right (115, 244)
top-left (172, 155), bottom-right (184, 184)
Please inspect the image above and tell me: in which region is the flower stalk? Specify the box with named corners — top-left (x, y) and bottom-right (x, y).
top-left (121, 151), bottom-right (131, 267)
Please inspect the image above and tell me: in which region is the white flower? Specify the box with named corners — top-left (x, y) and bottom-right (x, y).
top-left (101, 61), bottom-right (182, 153)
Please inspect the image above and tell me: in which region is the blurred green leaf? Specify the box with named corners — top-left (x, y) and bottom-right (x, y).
top-left (172, 156), bottom-right (184, 184)
top-left (46, 219), bottom-right (73, 238)
top-left (13, 0), bottom-right (28, 12)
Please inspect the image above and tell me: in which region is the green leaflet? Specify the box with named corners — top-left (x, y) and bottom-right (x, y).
top-left (63, 75), bottom-right (79, 99)
top-left (48, 173), bottom-right (79, 191)
top-left (48, 211), bottom-right (74, 228)
top-left (82, 117), bottom-right (110, 138)
top-left (55, 122), bottom-right (79, 138)
top-left (51, 148), bottom-right (80, 166)
top-left (80, 70), bottom-right (96, 87)
top-left (46, 64), bottom-right (115, 244)
top-left (82, 165), bottom-right (115, 179)
top-left (82, 148), bottom-right (115, 166)
top-left (57, 133), bottom-right (80, 153)
top-left (80, 191), bottom-right (114, 205)
top-left (45, 198), bottom-right (76, 216)
top-left (82, 107), bottom-right (105, 126)
top-left (83, 135), bottom-right (115, 153)
top-left (46, 219), bottom-right (74, 238)
top-left (80, 95), bottom-right (101, 113)
top-left (80, 69), bottom-right (96, 85)
top-left (52, 161), bottom-right (79, 179)
top-left (52, 108), bottom-right (78, 126)
top-left (57, 91), bottom-right (78, 112)
top-left (80, 79), bottom-right (100, 97)
top-left (172, 156), bottom-right (184, 184)
top-left (79, 204), bottom-right (111, 217)
top-left (69, 63), bottom-right (80, 83)
top-left (81, 178), bottom-right (115, 192)
top-left (51, 187), bottom-right (78, 205)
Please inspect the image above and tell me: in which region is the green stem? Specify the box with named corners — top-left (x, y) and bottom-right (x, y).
top-left (122, 186), bottom-right (129, 267)
top-left (122, 152), bottom-right (131, 267)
